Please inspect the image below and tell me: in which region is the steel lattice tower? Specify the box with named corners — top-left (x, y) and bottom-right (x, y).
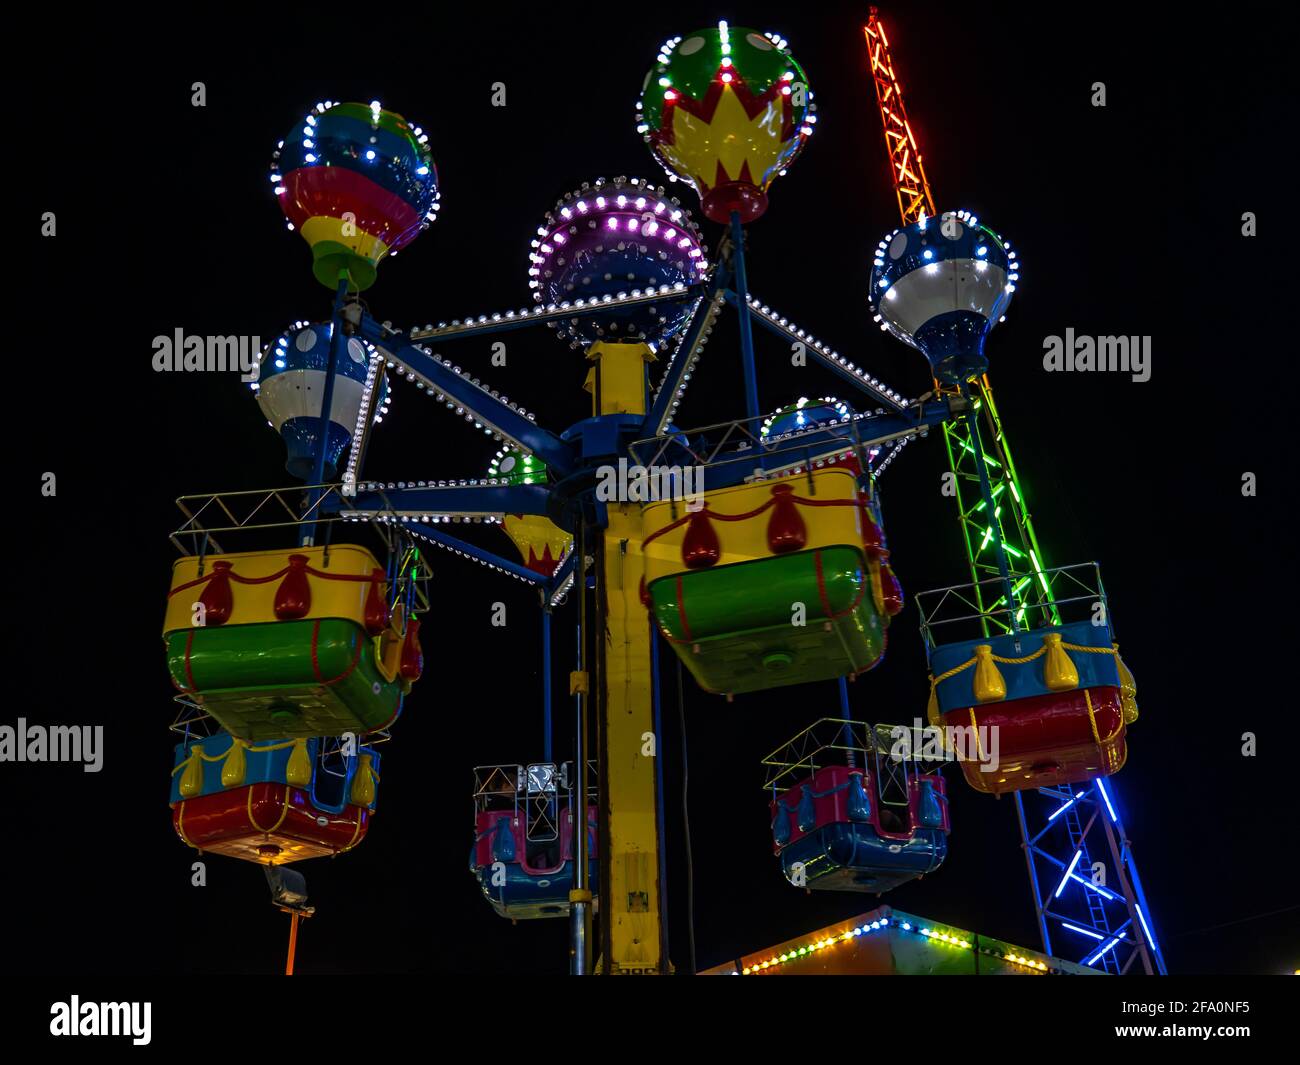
top-left (863, 6), bottom-right (1167, 974)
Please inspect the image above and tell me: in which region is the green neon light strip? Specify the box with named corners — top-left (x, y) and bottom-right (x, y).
top-left (957, 438), bottom-right (1002, 469)
top-left (941, 378), bottom-right (1064, 631)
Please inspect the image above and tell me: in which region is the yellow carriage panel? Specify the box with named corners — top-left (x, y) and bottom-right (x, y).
top-left (162, 544), bottom-right (386, 636)
top-left (641, 466), bottom-right (864, 583)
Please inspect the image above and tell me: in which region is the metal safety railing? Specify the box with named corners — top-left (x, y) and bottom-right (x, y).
top-left (760, 717), bottom-right (947, 798)
top-left (915, 561), bottom-right (1109, 646)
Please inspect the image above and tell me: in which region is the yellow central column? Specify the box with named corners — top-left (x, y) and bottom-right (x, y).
top-left (585, 341), bottom-right (664, 974)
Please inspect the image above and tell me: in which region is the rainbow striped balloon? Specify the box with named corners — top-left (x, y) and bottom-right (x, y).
top-left (272, 101), bottom-right (440, 291)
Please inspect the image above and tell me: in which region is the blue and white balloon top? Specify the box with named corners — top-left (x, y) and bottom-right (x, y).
top-left (869, 209), bottom-right (1018, 383)
top-left (251, 321), bottom-right (390, 481)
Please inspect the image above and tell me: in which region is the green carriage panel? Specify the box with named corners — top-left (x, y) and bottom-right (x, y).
top-left (649, 545), bottom-right (886, 695)
top-left (166, 618), bottom-right (402, 740)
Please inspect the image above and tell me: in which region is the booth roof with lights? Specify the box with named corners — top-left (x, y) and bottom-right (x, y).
top-left (699, 907), bottom-right (1104, 976)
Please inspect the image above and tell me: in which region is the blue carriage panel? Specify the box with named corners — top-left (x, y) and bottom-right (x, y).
top-left (170, 733), bottom-right (380, 812)
top-left (930, 620), bottom-right (1119, 714)
top-left (470, 803), bottom-right (599, 921)
top-left (770, 764), bottom-right (949, 895)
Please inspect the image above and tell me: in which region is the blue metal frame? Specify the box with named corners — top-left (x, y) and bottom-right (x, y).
top-left (299, 277), bottom-right (351, 547)
top-left (355, 315), bottom-right (580, 476)
top-left (279, 245), bottom-right (1163, 976)
top-left (729, 213), bottom-right (761, 423)
top-left (952, 390), bottom-right (1162, 974)
top-left (644, 267), bottom-right (729, 436)
top-left (1015, 781), bottom-right (1166, 974)
top-left (343, 482), bottom-right (556, 519)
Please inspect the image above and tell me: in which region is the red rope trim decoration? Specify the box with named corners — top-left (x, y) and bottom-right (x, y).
top-left (181, 629), bottom-right (198, 693)
top-left (309, 619), bottom-right (365, 686)
top-left (657, 548), bottom-right (869, 646)
top-left (674, 574), bottom-right (694, 642)
top-left (170, 562), bottom-right (379, 597)
top-left (641, 492), bottom-right (864, 550)
top-left (814, 549), bottom-right (833, 618)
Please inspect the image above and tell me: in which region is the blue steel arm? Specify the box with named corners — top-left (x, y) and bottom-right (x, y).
top-left (546, 546), bottom-right (577, 599)
top-left (356, 314), bottom-right (580, 477)
top-left (342, 482), bottom-right (556, 519)
top-left (397, 522), bottom-right (548, 586)
top-left (688, 397), bottom-right (962, 493)
top-left (722, 290), bottom-right (910, 412)
top-left (396, 284), bottom-right (707, 344)
top-left (642, 266), bottom-right (730, 437)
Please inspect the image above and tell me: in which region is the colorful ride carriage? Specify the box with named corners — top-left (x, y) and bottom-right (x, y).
top-left (470, 762), bottom-right (598, 921)
top-left (170, 731), bottom-right (380, 864)
top-left (763, 717), bottom-right (950, 894)
top-left (163, 542), bottom-right (423, 741)
top-left (917, 562), bottom-right (1139, 795)
top-left (164, 488), bottom-right (432, 874)
top-left (640, 414), bottom-right (903, 696)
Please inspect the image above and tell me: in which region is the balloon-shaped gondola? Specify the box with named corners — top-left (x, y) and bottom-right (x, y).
top-left (530, 176), bottom-right (706, 350)
top-left (637, 23), bottom-right (815, 224)
top-left (868, 209), bottom-right (1018, 383)
top-left (272, 100), bottom-right (440, 291)
top-left (251, 321), bottom-right (390, 481)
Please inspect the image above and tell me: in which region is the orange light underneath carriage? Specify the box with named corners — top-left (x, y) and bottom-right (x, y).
top-left (173, 782), bottom-right (370, 864)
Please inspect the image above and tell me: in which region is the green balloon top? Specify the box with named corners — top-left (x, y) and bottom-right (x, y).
top-left (639, 25), bottom-right (809, 129)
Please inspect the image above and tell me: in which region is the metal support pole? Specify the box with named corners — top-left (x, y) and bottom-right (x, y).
top-left (284, 911), bottom-right (301, 976)
top-left (1014, 791), bottom-right (1053, 957)
top-left (651, 625), bottom-right (670, 970)
top-left (300, 274), bottom-right (350, 546)
top-left (729, 212), bottom-right (761, 423)
top-left (1096, 782), bottom-right (1165, 974)
top-left (962, 382), bottom-right (1019, 631)
top-left (542, 606), bottom-right (552, 764)
top-left (838, 676), bottom-right (855, 769)
top-left (569, 521), bottom-right (592, 976)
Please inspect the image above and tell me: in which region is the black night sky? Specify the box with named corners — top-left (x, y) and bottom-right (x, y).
top-left (16, 1), bottom-right (1296, 983)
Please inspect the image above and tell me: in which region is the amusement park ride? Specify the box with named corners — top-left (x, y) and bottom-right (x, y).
top-left (161, 11), bottom-right (1166, 976)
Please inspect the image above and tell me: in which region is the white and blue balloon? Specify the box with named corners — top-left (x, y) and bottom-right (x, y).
top-left (869, 210), bottom-right (1018, 383)
top-left (251, 322), bottom-right (390, 480)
